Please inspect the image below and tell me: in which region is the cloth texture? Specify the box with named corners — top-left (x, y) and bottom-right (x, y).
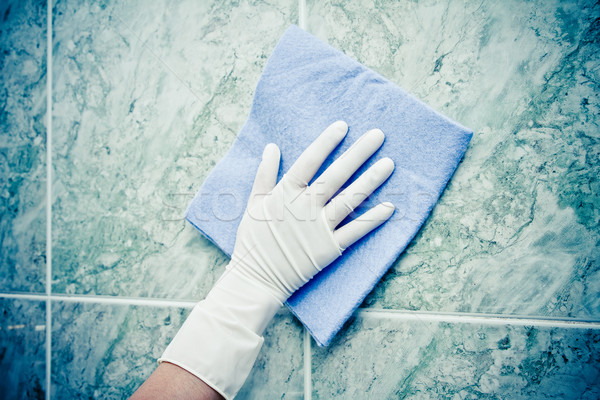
top-left (185, 24), bottom-right (473, 347)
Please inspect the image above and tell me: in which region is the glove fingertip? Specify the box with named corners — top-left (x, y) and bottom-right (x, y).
top-left (262, 143), bottom-right (280, 160)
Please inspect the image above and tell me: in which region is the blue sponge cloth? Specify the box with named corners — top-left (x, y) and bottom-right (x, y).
top-left (185, 25), bottom-right (472, 347)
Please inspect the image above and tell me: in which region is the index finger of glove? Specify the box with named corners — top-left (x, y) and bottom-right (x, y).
top-left (286, 121), bottom-right (348, 187)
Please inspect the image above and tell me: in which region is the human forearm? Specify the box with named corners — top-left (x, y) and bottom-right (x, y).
top-left (130, 362), bottom-right (223, 400)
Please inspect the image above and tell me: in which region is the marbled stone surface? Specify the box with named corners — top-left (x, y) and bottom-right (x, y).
top-left (306, 0), bottom-right (600, 319)
top-left (0, 0), bottom-right (46, 292)
top-left (51, 302), bottom-right (303, 399)
top-left (1, 0), bottom-right (599, 398)
top-left (0, 299), bottom-right (46, 399)
top-left (51, 0), bottom-right (298, 298)
top-left (313, 314), bottom-right (600, 399)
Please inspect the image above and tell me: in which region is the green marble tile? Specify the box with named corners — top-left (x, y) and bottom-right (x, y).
top-left (51, 0), bottom-right (298, 297)
top-left (51, 302), bottom-right (303, 399)
top-left (0, 0), bottom-right (46, 292)
top-left (313, 314), bottom-right (600, 399)
top-left (307, 0), bottom-right (600, 319)
top-left (0, 298), bottom-right (46, 399)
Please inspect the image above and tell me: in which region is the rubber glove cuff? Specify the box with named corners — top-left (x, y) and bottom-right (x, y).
top-left (158, 266), bottom-right (282, 399)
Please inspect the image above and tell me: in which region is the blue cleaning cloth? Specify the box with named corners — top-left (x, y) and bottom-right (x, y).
top-left (186, 25), bottom-right (472, 347)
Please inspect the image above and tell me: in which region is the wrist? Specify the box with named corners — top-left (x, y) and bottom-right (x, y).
top-left (208, 264), bottom-right (283, 336)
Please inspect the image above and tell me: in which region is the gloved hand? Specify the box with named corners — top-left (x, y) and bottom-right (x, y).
top-left (159, 121), bottom-right (395, 399)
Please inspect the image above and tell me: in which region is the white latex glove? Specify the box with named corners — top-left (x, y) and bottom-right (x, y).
top-left (159, 121), bottom-right (395, 399)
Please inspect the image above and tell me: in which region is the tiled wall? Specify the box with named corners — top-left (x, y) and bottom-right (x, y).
top-left (1, 0), bottom-right (599, 398)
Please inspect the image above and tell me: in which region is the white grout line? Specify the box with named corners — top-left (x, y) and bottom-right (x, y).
top-left (4, 291), bottom-right (600, 330)
top-left (45, 4), bottom-right (52, 299)
top-left (298, 0), bottom-right (306, 30)
top-left (299, 1), bottom-right (308, 396)
top-left (303, 327), bottom-right (312, 400)
top-left (45, 1), bottom-right (53, 399)
top-left (359, 309), bottom-right (600, 329)
top-left (0, 292), bottom-right (197, 308)
top-left (3, 292), bottom-right (600, 329)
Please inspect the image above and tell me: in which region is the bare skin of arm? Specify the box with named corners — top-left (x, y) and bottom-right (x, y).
top-left (130, 362), bottom-right (223, 400)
